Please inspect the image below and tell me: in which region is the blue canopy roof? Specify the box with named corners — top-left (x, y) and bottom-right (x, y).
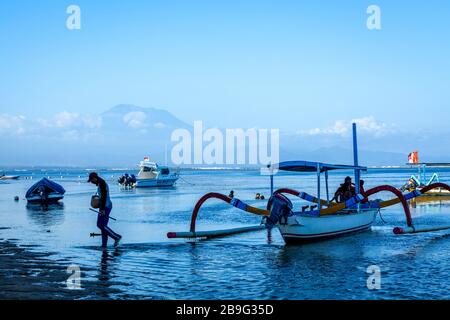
top-left (274, 161), bottom-right (367, 173)
top-left (26, 178), bottom-right (66, 198)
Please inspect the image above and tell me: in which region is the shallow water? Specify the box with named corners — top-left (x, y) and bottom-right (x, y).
top-left (1, 168), bottom-right (450, 299)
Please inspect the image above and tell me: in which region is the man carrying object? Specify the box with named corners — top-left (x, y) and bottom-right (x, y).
top-left (88, 172), bottom-right (122, 248)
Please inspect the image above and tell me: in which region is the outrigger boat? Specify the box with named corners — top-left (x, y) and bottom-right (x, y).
top-left (264, 161), bottom-right (376, 244)
top-left (402, 157), bottom-right (450, 196)
top-left (168, 124), bottom-right (450, 243)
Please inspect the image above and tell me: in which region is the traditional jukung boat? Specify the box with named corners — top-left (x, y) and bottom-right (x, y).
top-left (402, 159), bottom-right (450, 196)
top-left (168, 124), bottom-right (450, 243)
top-left (265, 161), bottom-right (377, 244)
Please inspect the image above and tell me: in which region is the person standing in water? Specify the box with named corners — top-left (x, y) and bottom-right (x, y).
top-left (88, 172), bottom-right (122, 248)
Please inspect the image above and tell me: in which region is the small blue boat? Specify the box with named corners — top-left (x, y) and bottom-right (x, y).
top-left (26, 178), bottom-right (65, 203)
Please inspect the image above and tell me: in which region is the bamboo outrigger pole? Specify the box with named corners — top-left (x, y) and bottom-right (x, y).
top-left (394, 225), bottom-right (450, 235)
top-left (167, 225), bottom-right (265, 239)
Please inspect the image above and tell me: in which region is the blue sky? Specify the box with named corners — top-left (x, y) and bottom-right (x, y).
top-left (0, 1), bottom-right (449, 165)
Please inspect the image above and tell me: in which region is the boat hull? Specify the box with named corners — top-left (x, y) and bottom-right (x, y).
top-left (277, 209), bottom-right (378, 244)
top-left (419, 187), bottom-right (450, 196)
top-left (135, 177), bottom-right (178, 188)
top-left (26, 194), bottom-right (64, 203)
top-left (0, 175), bottom-right (19, 180)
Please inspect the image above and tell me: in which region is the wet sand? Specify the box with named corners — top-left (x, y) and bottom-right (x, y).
top-left (0, 239), bottom-right (124, 300)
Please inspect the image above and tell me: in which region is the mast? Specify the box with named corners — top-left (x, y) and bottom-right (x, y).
top-left (352, 123), bottom-right (361, 195)
top-left (165, 143), bottom-right (168, 166)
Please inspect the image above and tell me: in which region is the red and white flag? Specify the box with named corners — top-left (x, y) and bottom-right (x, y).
top-left (408, 151), bottom-right (419, 164)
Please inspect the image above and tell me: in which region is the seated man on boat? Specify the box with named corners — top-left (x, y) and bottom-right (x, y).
top-left (332, 176), bottom-right (355, 203)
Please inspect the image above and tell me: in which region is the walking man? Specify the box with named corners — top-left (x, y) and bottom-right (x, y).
top-left (88, 172), bottom-right (122, 248)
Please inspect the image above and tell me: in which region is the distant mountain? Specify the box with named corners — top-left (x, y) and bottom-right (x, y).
top-left (278, 133), bottom-right (407, 166)
top-left (279, 146), bottom-right (405, 166)
top-left (89, 104), bottom-right (191, 165)
top-left (101, 104), bottom-right (190, 132)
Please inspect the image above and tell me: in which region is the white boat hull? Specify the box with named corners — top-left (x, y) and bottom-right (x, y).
top-left (135, 177), bottom-right (178, 188)
top-left (0, 175), bottom-right (19, 180)
top-left (277, 209), bottom-right (378, 244)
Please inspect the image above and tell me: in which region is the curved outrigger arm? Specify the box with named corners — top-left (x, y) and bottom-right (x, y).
top-left (189, 193), bottom-right (269, 233)
top-left (363, 185), bottom-right (413, 227)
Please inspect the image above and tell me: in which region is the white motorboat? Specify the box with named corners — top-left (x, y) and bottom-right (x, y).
top-left (135, 157), bottom-right (179, 188)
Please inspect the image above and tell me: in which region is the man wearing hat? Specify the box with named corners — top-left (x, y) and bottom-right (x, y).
top-left (88, 172), bottom-right (122, 248)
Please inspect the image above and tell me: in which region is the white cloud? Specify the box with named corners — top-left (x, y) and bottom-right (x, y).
top-left (37, 111), bottom-right (102, 130)
top-left (301, 117), bottom-right (394, 138)
top-left (0, 111), bottom-right (103, 141)
top-left (0, 114), bottom-right (27, 135)
top-left (82, 114), bottom-right (103, 129)
top-left (123, 111), bottom-right (147, 129)
top-left (154, 122), bottom-right (166, 129)
top-left (54, 111), bottom-right (80, 128)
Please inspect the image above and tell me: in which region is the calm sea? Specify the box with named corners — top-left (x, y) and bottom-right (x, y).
top-left (1, 167), bottom-right (450, 299)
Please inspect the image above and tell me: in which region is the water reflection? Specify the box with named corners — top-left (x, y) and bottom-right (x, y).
top-left (410, 196), bottom-right (450, 209)
top-left (26, 202), bottom-right (65, 227)
top-left (99, 249), bottom-right (122, 281)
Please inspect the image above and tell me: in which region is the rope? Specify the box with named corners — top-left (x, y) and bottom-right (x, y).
top-left (179, 176), bottom-right (196, 186)
top-left (378, 208), bottom-right (387, 224)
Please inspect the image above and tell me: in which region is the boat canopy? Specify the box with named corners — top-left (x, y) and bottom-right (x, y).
top-left (25, 178), bottom-right (65, 198)
top-left (275, 161), bottom-right (367, 173)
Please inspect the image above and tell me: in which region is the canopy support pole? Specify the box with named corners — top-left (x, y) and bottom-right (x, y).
top-left (317, 163), bottom-right (321, 211)
top-left (352, 123), bottom-right (361, 213)
top-left (268, 164), bottom-right (274, 196)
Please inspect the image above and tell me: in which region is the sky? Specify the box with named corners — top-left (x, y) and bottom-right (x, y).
top-left (0, 0), bottom-right (450, 165)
